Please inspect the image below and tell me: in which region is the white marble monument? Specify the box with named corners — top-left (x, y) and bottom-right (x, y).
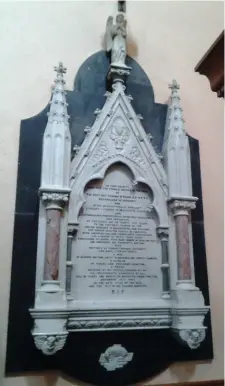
top-left (30, 11), bottom-right (209, 356)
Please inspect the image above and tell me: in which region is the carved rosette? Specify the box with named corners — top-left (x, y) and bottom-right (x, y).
top-left (34, 333), bottom-right (68, 355)
top-left (173, 329), bottom-right (206, 349)
top-left (99, 344), bottom-right (133, 371)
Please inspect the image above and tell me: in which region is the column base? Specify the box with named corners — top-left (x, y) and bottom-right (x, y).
top-left (171, 286), bottom-right (209, 349)
top-left (30, 280), bottom-right (69, 355)
top-left (35, 280), bottom-right (67, 308)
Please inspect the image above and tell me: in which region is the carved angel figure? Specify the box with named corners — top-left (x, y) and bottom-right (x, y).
top-left (106, 13), bottom-right (127, 66)
top-left (34, 334), bottom-right (67, 355)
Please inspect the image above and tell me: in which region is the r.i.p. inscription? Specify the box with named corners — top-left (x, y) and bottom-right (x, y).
top-left (71, 165), bottom-right (161, 301)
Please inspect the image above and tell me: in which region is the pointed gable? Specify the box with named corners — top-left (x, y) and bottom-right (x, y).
top-left (69, 81), bottom-right (168, 225)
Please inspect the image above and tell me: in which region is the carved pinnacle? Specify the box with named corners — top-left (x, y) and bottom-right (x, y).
top-left (169, 79), bottom-right (180, 90)
top-left (147, 133), bottom-right (153, 142)
top-left (94, 108), bottom-right (101, 117)
top-left (104, 91), bottom-right (111, 98)
top-left (73, 145), bottom-right (80, 157)
top-left (157, 153), bottom-right (163, 161)
top-left (84, 126), bottom-right (91, 135)
top-left (127, 95), bottom-right (133, 103)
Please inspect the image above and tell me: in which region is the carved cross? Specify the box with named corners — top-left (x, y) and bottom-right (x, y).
top-left (169, 79), bottom-right (180, 91)
top-left (118, 0), bottom-right (126, 13)
top-left (54, 62), bottom-right (67, 74)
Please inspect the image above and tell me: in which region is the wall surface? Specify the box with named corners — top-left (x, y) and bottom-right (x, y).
top-left (0, 1), bottom-right (224, 385)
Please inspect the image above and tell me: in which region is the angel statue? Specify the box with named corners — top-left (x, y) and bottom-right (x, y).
top-left (106, 13), bottom-right (127, 66)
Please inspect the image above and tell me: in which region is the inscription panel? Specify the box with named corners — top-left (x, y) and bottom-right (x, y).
top-left (71, 164), bottom-right (162, 301)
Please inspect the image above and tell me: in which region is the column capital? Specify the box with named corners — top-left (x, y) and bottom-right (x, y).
top-left (40, 189), bottom-right (70, 209)
top-left (157, 226), bottom-right (169, 240)
top-left (68, 223), bottom-right (78, 237)
top-left (168, 198), bottom-right (197, 216)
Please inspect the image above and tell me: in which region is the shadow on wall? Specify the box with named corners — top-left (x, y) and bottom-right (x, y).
top-left (168, 360), bottom-right (212, 383)
top-left (18, 359), bottom-right (212, 386)
top-left (24, 371), bottom-right (93, 386)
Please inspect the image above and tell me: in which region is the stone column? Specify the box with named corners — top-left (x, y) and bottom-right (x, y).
top-left (66, 225), bottom-right (77, 297)
top-left (42, 192), bottom-right (69, 281)
top-left (157, 227), bottom-right (170, 298)
top-left (170, 200), bottom-right (196, 282)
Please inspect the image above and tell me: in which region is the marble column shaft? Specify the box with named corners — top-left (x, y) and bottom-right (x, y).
top-left (157, 228), bottom-right (170, 295)
top-left (175, 214), bottom-right (191, 281)
top-left (44, 206), bottom-right (62, 280)
top-left (161, 240), bottom-right (170, 292)
top-left (66, 231), bottom-right (74, 294)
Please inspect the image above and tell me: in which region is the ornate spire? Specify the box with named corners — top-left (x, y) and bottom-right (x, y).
top-left (167, 79), bottom-right (185, 133)
top-left (47, 62), bottom-right (69, 125)
top-left (40, 62), bottom-right (71, 191)
top-left (162, 79), bottom-right (192, 198)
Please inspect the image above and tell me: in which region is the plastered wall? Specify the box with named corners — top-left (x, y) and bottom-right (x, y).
top-left (0, 1), bottom-right (224, 385)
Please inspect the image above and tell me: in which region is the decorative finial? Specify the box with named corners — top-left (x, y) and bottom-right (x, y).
top-left (84, 126), bottom-right (91, 136)
top-left (147, 133), bottom-right (153, 142)
top-left (54, 62), bottom-right (67, 75)
top-left (169, 79), bottom-right (180, 90)
top-left (72, 145), bottom-right (80, 159)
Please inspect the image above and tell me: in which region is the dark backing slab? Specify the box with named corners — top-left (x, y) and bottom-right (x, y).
top-left (5, 51), bottom-right (213, 385)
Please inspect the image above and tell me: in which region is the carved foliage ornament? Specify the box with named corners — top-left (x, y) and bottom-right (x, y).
top-left (70, 318), bottom-right (171, 330)
top-left (91, 142), bottom-right (109, 164)
top-left (130, 146), bottom-right (146, 167)
top-left (99, 344), bottom-right (133, 371)
top-left (109, 66), bottom-right (131, 77)
top-left (170, 200), bottom-right (196, 212)
top-left (109, 117), bottom-right (129, 151)
top-left (41, 192), bottom-right (69, 202)
top-left (157, 227), bottom-right (169, 239)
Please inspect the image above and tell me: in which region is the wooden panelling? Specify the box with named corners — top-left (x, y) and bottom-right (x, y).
top-left (195, 31), bottom-right (224, 98)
